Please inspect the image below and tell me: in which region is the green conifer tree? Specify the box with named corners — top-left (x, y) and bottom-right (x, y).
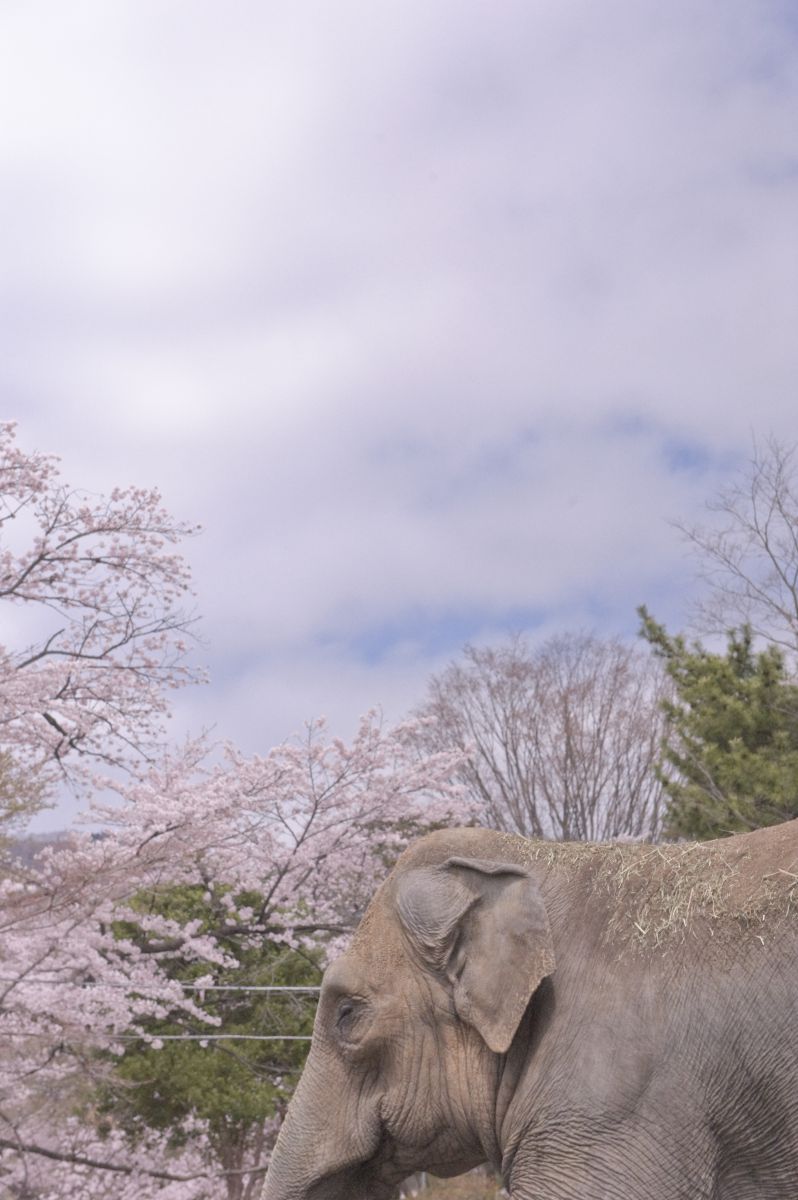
top-left (95, 884), bottom-right (321, 1195)
top-left (639, 608), bottom-right (798, 839)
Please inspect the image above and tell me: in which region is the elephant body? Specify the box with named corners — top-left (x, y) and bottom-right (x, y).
top-left (263, 822), bottom-right (798, 1200)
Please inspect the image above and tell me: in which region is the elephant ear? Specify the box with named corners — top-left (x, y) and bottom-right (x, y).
top-left (395, 855), bottom-right (555, 1054)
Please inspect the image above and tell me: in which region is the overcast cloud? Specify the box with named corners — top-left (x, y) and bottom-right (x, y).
top-left (1, 2), bottom-right (796, 828)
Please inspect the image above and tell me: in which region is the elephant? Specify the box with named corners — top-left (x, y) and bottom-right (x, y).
top-left (262, 820), bottom-right (798, 1200)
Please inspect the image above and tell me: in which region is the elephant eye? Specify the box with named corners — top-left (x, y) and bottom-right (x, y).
top-left (336, 998), bottom-right (357, 1027)
top-left (335, 997), bottom-right (367, 1041)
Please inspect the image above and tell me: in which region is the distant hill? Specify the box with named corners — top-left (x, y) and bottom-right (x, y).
top-left (6, 830), bottom-right (73, 867)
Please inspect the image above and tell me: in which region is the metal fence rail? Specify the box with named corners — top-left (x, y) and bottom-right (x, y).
top-left (0, 978), bottom-right (321, 992)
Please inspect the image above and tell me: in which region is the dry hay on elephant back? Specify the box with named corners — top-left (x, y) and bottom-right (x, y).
top-left (516, 820), bottom-right (798, 950)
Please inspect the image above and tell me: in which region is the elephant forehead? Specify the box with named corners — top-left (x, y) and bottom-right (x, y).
top-left (348, 889), bottom-right (411, 968)
top-left (325, 929), bottom-right (410, 998)
top-left (321, 954), bottom-right (369, 995)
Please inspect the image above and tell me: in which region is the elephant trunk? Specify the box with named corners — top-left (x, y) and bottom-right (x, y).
top-left (262, 1049), bottom-right (383, 1200)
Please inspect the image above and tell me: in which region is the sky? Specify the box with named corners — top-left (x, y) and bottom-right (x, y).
top-left (1, 2), bottom-right (796, 830)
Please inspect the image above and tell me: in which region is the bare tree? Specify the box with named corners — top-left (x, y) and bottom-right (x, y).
top-left (679, 436), bottom-right (798, 657)
top-left (412, 633), bottom-right (669, 842)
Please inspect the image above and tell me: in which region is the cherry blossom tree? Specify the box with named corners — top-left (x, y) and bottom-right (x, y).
top-left (0, 715), bottom-right (467, 1198)
top-left (0, 420), bottom-right (202, 827)
top-left (0, 423), bottom-right (468, 1195)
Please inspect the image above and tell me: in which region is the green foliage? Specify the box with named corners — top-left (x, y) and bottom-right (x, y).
top-left (639, 607), bottom-right (798, 840)
top-left (98, 884), bottom-right (320, 1155)
top-left (0, 749), bottom-right (47, 844)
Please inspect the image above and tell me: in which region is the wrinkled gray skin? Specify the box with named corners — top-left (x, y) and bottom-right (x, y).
top-left (263, 822), bottom-right (798, 1200)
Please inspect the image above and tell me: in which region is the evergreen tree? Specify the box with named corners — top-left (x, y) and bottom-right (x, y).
top-left (96, 884), bottom-right (321, 1198)
top-left (639, 607), bottom-right (798, 839)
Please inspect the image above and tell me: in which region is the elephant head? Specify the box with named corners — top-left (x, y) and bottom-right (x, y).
top-left (263, 832), bottom-right (555, 1200)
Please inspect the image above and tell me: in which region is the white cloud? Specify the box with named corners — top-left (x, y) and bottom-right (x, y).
top-left (3, 1), bottom-right (797, 827)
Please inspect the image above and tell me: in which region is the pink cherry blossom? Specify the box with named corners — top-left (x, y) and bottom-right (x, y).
top-left (0, 420), bottom-right (203, 811)
top-left (0, 717), bottom-right (470, 1197)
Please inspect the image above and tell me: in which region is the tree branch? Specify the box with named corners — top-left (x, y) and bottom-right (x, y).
top-left (0, 1135), bottom-right (268, 1182)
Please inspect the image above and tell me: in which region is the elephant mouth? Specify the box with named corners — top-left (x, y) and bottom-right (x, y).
top-left (305, 1162), bottom-right (399, 1200)
top-left (305, 1129), bottom-right (406, 1200)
